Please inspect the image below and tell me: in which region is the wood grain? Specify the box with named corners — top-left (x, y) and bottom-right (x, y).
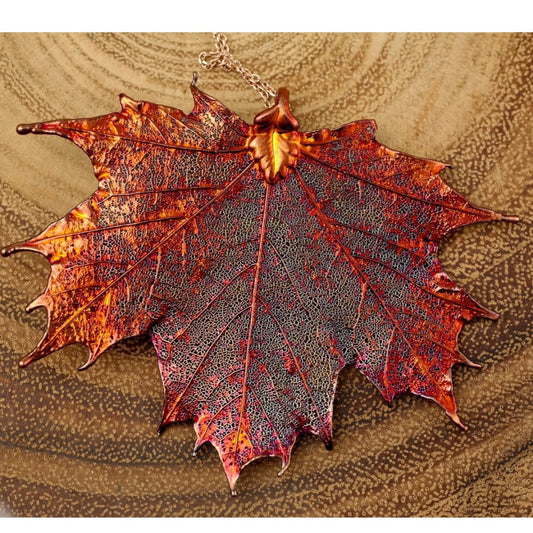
top-left (0, 32), bottom-right (531, 517)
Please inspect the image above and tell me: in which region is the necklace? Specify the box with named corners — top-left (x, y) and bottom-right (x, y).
top-left (3, 33), bottom-right (516, 495)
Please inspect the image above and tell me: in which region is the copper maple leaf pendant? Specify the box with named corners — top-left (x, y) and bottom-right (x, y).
top-left (3, 79), bottom-right (518, 494)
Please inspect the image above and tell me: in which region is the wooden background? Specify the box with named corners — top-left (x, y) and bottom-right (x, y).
top-left (0, 33), bottom-right (531, 517)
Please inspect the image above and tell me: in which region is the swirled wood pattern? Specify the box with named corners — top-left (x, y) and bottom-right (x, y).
top-left (0, 33), bottom-right (531, 517)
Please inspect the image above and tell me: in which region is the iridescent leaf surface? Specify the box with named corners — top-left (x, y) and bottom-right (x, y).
top-left (3, 82), bottom-right (517, 494)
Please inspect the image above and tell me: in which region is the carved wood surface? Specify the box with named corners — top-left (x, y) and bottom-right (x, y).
top-left (0, 32), bottom-right (531, 517)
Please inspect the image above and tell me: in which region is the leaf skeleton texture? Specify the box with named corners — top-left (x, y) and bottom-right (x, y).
top-left (3, 81), bottom-right (518, 494)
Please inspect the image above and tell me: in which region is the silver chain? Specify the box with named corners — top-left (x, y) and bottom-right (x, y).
top-left (198, 33), bottom-right (277, 108)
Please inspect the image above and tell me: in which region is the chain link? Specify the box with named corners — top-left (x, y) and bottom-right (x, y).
top-left (198, 33), bottom-right (277, 108)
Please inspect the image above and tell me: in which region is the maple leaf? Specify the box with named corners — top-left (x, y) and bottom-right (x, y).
top-left (3, 81), bottom-right (517, 494)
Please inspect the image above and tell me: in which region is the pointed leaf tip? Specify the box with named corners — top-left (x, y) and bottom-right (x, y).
top-left (16, 122), bottom-right (55, 135)
top-left (17, 123), bottom-right (34, 135)
top-left (1, 241), bottom-right (29, 256)
top-left (20, 345), bottom-right (56, 368)
top-left (459, 353), bottom-right (483, 369)
top-left (77, 360), bottom-right (94, 371)
top-left (430, 160), bottom-right (450, 173)
top-left (18, 355), bottom-right (33, 368)
top-left (278, 458), bottom-right (290, 476)
top-left (488, 211), bottom-right (519, 223)
top-left (486, 309), bottom-right (500, 320)
top-left (119, 94), bottom-right (141, 111)
top-left (78, 347), bottom-right (104, 371)
top-left (225, 462), bottom-right (241, 495)
top-left (448, 411), bottom-right (468, 431)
